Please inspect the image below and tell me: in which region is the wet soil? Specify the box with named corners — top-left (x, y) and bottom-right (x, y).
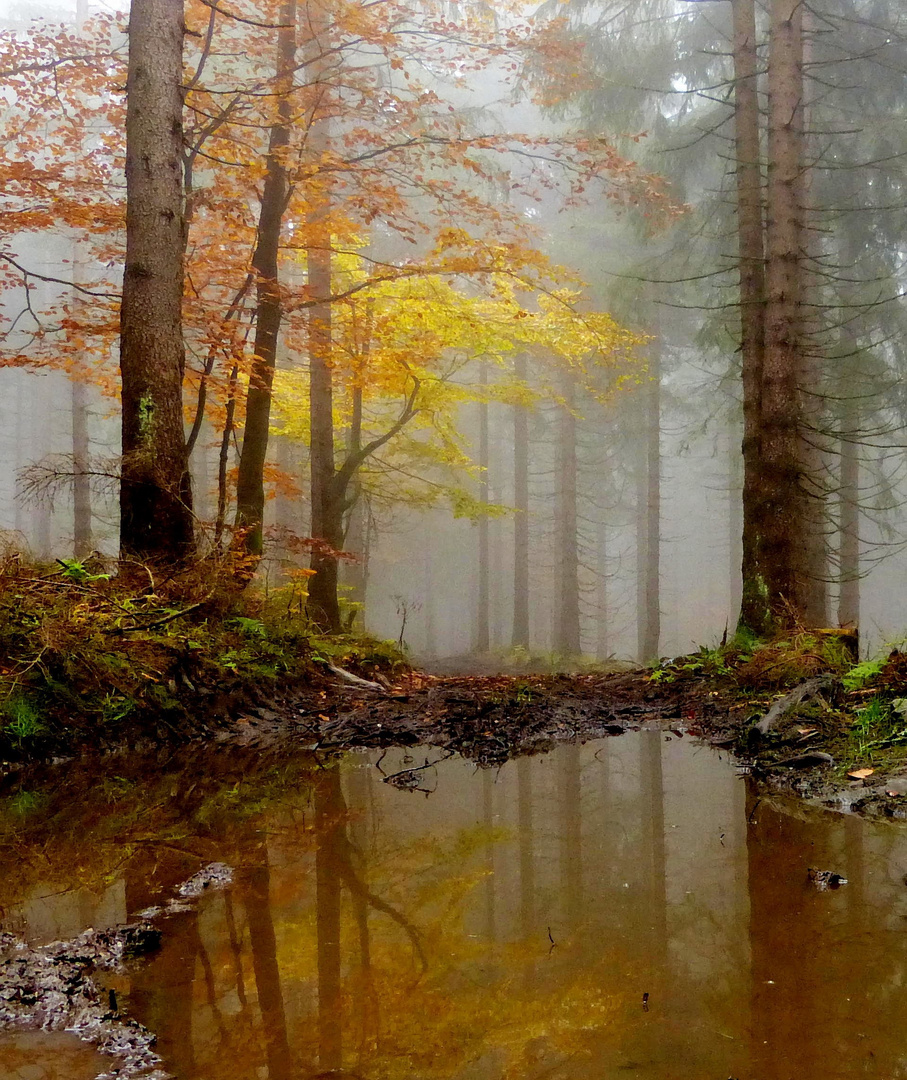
top-left (221, 665), bottom-right (907, 818)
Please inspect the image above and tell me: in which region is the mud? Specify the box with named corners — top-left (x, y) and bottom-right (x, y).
top-left (0, 863), bottom-right (233, 1079)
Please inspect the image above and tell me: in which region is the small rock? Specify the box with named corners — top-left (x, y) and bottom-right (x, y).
top-left (807, 867), bottom-right (848, 890)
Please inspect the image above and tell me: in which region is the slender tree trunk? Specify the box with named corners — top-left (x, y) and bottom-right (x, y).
top-left (637, 351), bottom-right (661, 661)
top-left (733, 0), bottom-right (769, 634)
top-left (71, 379), bottom-right (91, 557)
top-left (836, 232), bottom-right (861, 629)
top-left (555, 372), bottom-right (581, 655)
top-left (305, 87), bottom-right (343, 628)
top-left (315, 769), bottom-right (344, 1072)
top-left (596, 515), bottom-right (609, 661)
top-left (234, 0), bottom-right (297, 557)
top-left (760, 0), bottom-right (809, 623)
top-left (476, 362), bottom-right (490, 653)
top-left (512, 353), bottom-right (530, 648)
top-left (245, 844), bottom-right (293, 1080)
top-left (119, 0), bottom-right (194, 564)
top-left (798, 8), bottom-right (828, 626)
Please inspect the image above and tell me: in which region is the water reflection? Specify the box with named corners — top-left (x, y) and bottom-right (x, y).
top-left (7, 735), bottom-right (907, 1077)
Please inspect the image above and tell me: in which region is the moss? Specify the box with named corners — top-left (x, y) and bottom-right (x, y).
top-left (0, 554), bottom-right (409, 760)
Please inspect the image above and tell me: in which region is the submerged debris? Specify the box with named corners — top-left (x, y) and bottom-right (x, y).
top-left (808, 867), bottom-right (848, 890)
top-left (0, 861), bottom-right (234, 1079)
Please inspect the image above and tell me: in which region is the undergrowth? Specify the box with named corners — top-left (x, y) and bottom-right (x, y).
top-left (0, 551), bottom-right (406, 759)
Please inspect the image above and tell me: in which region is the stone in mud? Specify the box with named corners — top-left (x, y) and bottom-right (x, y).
top-left (176, 861), bottom-right (233, 897)
top-left (807, 867), bottom-right (848, 890)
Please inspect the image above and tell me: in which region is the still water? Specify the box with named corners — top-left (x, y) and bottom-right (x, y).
top-left (3, 732), bottom-right (907, 1079)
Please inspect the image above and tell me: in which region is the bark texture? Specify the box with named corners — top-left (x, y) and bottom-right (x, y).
top-left (234, 0), bottom-right (297, 556)
top-left (759, 0), bottom-right (809, 622)
top-left (636, 350), bottom-right (661, 662)
top-left (476, 364), bottom-right (490, 653)
top-left (733, 0), bottom-right (769, 634)
top-left (119, 0), bottom-right (193, 563)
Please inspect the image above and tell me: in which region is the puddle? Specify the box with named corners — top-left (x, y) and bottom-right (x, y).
top-left (0, 1031), bottom-right (108, 1079)
top-left (4, 733), bottom-right (907, 1078)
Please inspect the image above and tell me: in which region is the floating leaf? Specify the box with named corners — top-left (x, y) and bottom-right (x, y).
top-left (847, 767), bottom-right (875, 780)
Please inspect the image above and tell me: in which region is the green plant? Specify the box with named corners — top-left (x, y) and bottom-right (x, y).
top-left (55, 558), bottom-right (109, 584)
top-left (843, 657), bottom-right (886, 691)
top-left (228, 616), bottom-right (267, 638)
top-left (849, 696), bottom-right (907, 759)
top-left (3, 695), bottom-right (45, 743)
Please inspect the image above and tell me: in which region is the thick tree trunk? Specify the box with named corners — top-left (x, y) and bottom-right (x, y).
top-left (733, 0), bottom-right (769, 635)
top-left (637, 350), bottom-right (661, 662)
top-left (512, 353), bottom-right (530, 648)
top-left (234, 0), bottom-right (296, 557)
top-left (798, 7), bottom-right (828, 626)
top-left (120, 0), bottom-right (194, 564)
top-left (476, 363), bottom-right (490, 653)
top-left (759, 0), bottom-right (809, 623)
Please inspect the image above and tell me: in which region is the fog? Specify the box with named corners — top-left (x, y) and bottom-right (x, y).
top-left (2, 0), bottom-right (907, 662)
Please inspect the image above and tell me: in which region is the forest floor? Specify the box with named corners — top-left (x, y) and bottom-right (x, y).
top-left (3, 557), bottom-right (907, 818)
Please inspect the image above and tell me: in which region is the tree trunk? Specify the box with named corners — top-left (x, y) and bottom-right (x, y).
top-left (305, 40), bottom-right (341, 630)
top-left (596, 515), bottom-right (609, 661)
top-left (512, 353), bottom-right (530, 648)
top-left (315, 769), bottom-right (344, 1072)
top-left (119, 0), bottom-right (194, 564)
top-left (733, 0), bottom-right (769, 635)
top-left (234, 0), bottom-right (296, 557)
top-left (476, 362), bottom-right (490, 653)
top-left (554, 372), bottom-right (581, 655)
top-left (798, 7), bottom-right (828, 626)
top-left (637, 350), bottom-right (661, 662)
top-left (759, 0), bottom-right (809, 623)
top-left (71, 379), bottom-right (91, 557)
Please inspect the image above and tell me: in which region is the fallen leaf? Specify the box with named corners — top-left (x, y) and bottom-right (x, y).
top-left (847, 767), bottom-right (875, 780)
top-left (796, 727), bottom-right (817, 735)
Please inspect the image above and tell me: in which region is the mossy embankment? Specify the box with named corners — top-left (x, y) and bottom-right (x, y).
top-left (0, 553), bottom-right (406, 763)
top-left (5, 552), bottom-right (907, 820)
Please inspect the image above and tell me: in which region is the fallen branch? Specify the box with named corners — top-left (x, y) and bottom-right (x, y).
top-left (327, 662), bottom-right (387, 693)
top-left (754, 675), bottom-right (835, 736)
top-left (110, 596), bottom-right (211, 635)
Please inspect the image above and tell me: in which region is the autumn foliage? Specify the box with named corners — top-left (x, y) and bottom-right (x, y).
top-left (0, 0), bottom-right (682, 584)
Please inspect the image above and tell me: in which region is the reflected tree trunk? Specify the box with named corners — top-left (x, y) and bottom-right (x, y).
top-left (640, 731), bottom-right (667, 968)
top-left (315, 769), bottom-right (344, 1073)
top-left (245, 842), bottom-right (293, 1080)
top-left (558, 744), bottom-right (582, 930)
top-left (517, 756), bottom-right (535, 941)
top-left (483, 768), bottom-right (496, 942)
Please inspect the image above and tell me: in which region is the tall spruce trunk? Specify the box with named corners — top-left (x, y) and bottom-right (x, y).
top-left (119, 0), bottom-right (194, 564)
top-left (512, 353), bottom-right (530, 648)
top-left (636, 349), bottom-right (661, 662)
top-left (733, 0), bottom-right (769, 634)
top-left (798, 7), bottom-right (828, 625)
top-left (760, 0), bottom-right (809, 622)
top-left (234, 0), bottom-right (296, 557)
top-left (836, 232), bottom-right (862, 628)
top-left (476, 363), bottom-right (490, 652)
top-left (554, 372), bottom-right (581, 655)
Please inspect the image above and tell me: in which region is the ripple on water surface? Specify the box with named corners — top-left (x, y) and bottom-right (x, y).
top-left (3, 732), bottom-right (907, 1079)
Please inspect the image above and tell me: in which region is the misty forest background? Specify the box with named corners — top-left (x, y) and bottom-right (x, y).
top-left (1, 0), bottom-right (905, 662)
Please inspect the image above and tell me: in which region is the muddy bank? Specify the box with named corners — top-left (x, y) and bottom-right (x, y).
top-left (223, 659), bottom-right (907, 818)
